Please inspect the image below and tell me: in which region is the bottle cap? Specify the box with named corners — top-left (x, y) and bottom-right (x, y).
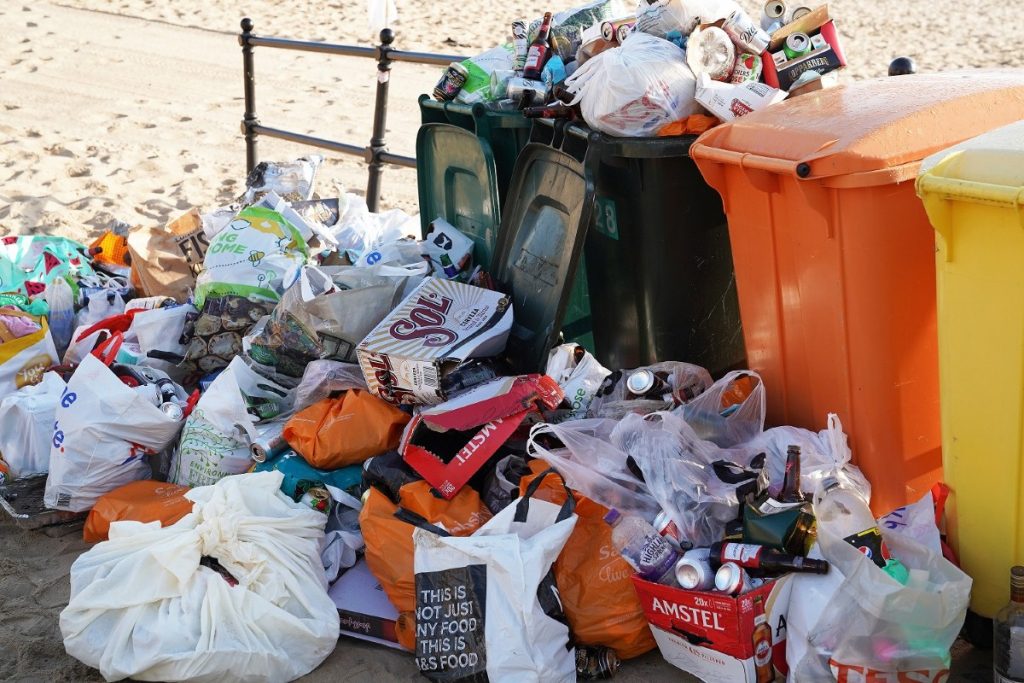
top-left (603, 508), bottom-right (622, 526)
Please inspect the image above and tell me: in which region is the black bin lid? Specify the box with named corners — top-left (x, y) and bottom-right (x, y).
top-left (490, 141), bottom-right (593, 373)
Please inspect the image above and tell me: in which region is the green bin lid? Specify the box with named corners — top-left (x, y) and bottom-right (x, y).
top-left (490, 142), bottom-right (593, 373)
top-left (415, 122), bottom-right (501, 267)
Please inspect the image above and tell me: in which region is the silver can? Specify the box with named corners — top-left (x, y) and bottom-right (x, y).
top-left (505, 76), bottom-right (548, 106)
top-left (789, 5), bottom-right (813, 22)
top-left (250, 422), bottom-right (287, 463)
top-left (714, 562), bottom-right (763, 595)
top-left (433, 62), bottom-right (469, 102)
top-left (159, 401), bottom-right (184, 421)
top-left (723, 9), bottom-right (771, 54)
top-left (675, 554), bottom-right (716, 591)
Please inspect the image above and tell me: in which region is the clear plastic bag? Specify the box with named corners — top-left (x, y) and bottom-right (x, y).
top-left (744, 413), bottom-right (872, 503)
top-left (794, 510), bottom-right (972, 679)
top-left (293, 360), bottom-right (367, 412)
top-left (527, 419), bottom-right (661, 522)
top-left (677, 370), bottom-right (766, 447)
top-left (588, 361), bottom-right (712, 419)
top-left (610, 411), bottom-right (762, 547)
top-left (565, 32), bottom-right (702, 137)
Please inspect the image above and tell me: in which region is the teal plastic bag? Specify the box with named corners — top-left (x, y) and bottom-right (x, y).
top-left (0, 236), bottom-right (95, 298)
top-left (253, 449), bottom-right (362, 500)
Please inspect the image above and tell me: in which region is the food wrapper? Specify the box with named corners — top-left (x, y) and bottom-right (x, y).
top-left (695, 74), bottom-right (787, 121)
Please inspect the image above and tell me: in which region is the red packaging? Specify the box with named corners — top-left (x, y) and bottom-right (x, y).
top-left (401, 374), bottom-right (563, 499)
top-left (632, 575), bottom-right (793, 683)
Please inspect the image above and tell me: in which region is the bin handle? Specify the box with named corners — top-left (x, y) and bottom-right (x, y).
top-left (689, 144), bottom-right (801, 177)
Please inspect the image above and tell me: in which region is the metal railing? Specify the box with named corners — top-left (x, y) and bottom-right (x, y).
top-left (238, 18), bottom-right (464, 212)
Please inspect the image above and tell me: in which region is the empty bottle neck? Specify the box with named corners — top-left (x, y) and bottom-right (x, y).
top-left (1011, 568), bottom-right (1024, 603)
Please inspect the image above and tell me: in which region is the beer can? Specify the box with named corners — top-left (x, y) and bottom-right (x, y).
top-left (686, 26), bottom-right (736, 82)
top-left (300, 486), bottom-right (333, 514)
top-left (601, 18), bottom-right (634, 43)
top-left (763, 0), bottom-right (786, 21)
top-left (615, 21), bottom-right (635, 43)
top-left (789, 5), bottom-right (813, 22)
top-left (250, 423), bottom-right (287, 463)
top-left (159, 401), bottom-right (184, 421)
top-left (723, 9), bottom-right (771, 54)
top-left (653, 510), bottom-right (687, 551)
top-left (512, 20), bottom-right (528, 71)
top-left (576, 645), bottom-right (620, 680)
top-left (731, 52), bottom-right (764, 84)
top-left (433, 62), bottom-right (468, 102)
top-left (675, 556), bottom-right (716, 591)
top-left (783, 32), bottom-right (812, 60)
top-left (505, 76), bottom-right (548, 106)
top-left (490, 69), bottom-right (516, 99)
top-left (715, 562), bottom-right (763, 595)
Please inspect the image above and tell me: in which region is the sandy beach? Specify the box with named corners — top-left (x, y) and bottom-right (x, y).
top-left (0, 1), bottom-right (1017, 680)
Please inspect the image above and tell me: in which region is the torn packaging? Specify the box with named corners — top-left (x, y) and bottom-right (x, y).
top-left (402, 375), bottom-right (564, 499)
top-left (357, 277), bottom-right (513, 406)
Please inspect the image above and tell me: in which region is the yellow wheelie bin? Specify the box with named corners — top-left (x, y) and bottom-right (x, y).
top-left (917, 120), bottom-right (1024, 626)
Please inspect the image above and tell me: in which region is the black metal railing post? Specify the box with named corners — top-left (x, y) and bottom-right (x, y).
top-left (366, 28), bottom-right (395, 213)
top-left (240, 17), bottom-right (259, 173)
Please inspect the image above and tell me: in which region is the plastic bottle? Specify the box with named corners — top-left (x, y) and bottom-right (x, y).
top-left (815, 477), bottom-right (909, 584)
top-left (604, 508), bottom-right (679, 585)
top-left (44, 276), bottom-right (75, 360)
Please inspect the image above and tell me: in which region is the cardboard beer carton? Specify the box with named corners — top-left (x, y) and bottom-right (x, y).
top-left (356, 277), bottom-right (513, 406)
top-left (633, 575), bottom-right (794, 683)
top-left (328, 558), bottom-right (408, 651)
top-left (763, 7), bottom-right (847, 90)
top-left (401, 374), bottom-right (563, 499)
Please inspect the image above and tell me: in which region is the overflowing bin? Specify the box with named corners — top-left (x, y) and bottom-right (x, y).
top-left (691, 71), bottom-right (1024, 515)
top-left (917, 121), bottom-right (1024, 619)
top-left (577, 127), bottom-right (745, 378)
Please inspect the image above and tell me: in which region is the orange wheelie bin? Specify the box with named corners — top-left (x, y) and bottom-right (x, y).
top-left (691, 71), bottom-right (1024, 515)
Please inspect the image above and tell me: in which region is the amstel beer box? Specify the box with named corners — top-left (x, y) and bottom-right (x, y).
top-left (632, 575), bottom-right (793, 683)
top-left (357, 277), bottom-right (513, 406)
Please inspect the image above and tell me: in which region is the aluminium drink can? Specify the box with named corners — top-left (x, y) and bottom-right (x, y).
top-left (731, 52), bottom-right (764, 83)
top-left (723, 9), bottom-right (771, 54)
top-left (433, 62), bottom-right (468, 102)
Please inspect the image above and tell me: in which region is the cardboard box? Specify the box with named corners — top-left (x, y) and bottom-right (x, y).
top-left (763, 19), bottom-right (847, 90)
top-left (401, 374), bottom-right (563, 499)
top-left (633, 575), bottom-right (793, 683)
top-left (328, 558), bottom-right (409, 651)
top-left (357, 277), bottom-right (513, 406)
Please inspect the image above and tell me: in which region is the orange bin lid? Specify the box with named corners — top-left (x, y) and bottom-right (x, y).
top-left (691, 70), bottom-right (1024, 187)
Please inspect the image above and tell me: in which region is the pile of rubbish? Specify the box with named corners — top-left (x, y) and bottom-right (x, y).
top-left (431, 0), bottom-right (848, 135)
top-left (0, 153), bottom-right (977, 682)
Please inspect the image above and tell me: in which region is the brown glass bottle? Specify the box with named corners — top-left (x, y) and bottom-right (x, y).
top-left (523, 12), bottom-right (552, 80)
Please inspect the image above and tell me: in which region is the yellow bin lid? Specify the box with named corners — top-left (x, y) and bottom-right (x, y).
top-left (917, 120), bottom-right (1024, 235)
top-left (691, 70), bottom-right (1024, 188)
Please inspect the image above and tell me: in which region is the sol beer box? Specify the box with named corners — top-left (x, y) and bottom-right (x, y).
top-left (357, 277), bottom-right (513, 406)
top-left (632, 575), bottom-right (793, 683)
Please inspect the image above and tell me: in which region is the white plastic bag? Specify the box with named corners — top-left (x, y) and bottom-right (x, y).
top-left (634, 0), bottom-right (701, 38)
top-left (678, 370), bottom-right (765, 447)
top-left (60, 471), bottom-right (340, 683)
top-left (793, 508), bottom-right (972, 680)
top-left (44, 355), bottom-right (185, 512)
top-left (0, 371), bottom-right (65, 478)
top-left (411, 470), bottom-right (578, 682)
top-left (169, 356), bottom-right (294, 487)
top-left (73, 290), bottom-right (125, 331)
top-left (328, 192), bottom-right (418, 259)
top-left (544, 343), bottom-right (611, 422)
top-left (527, 419), bottom-right (661, 521)
top-left (786, 489), bottom-right (948, 679)
top-left (565, 32), bottom-right (701, 137)
top-left (321, 485), bottom-right (364, 584)
top-left (589, 360), bottom-right (713, 418)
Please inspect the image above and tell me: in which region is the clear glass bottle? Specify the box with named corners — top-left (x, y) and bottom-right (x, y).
top-left (995, 565), bottom-right (1024, 682)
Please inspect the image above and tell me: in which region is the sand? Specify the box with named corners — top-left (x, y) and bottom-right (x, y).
top-left (0, 0), bottom-right (1015, 680)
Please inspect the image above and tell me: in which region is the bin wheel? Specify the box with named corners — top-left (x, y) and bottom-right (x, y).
top-left (961, 609), bottom-right (992, 649)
